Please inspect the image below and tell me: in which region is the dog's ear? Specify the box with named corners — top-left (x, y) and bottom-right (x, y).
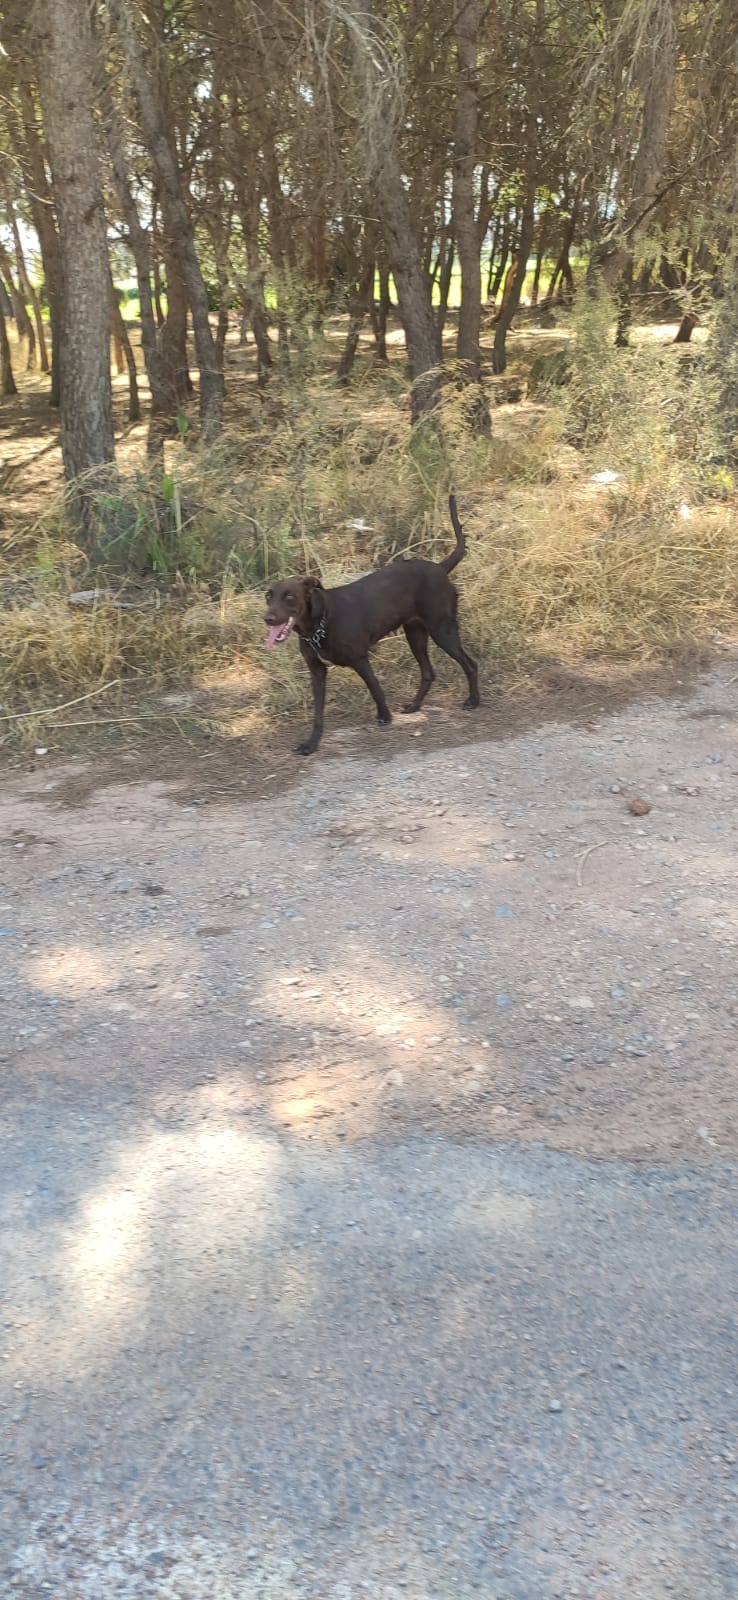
top-left (303, 575), bottom-right (324, 593)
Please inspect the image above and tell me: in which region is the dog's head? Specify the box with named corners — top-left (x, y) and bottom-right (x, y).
top-left (264, 576), bottom-right (323, 647)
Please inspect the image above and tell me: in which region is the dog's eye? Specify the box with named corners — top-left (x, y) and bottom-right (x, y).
top-left (284, 593), bottom-right (295, 606)
top-left (265, 590), bottom-right (273, 604)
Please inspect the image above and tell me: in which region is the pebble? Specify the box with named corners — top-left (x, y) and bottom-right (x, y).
top-left (548, 1399), bottom-right (562, 1413)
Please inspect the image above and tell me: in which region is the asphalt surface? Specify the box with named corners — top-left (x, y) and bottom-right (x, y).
top-left (2, 663), bottom-right (738, 1599)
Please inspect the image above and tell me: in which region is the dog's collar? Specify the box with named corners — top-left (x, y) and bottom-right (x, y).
top-left (304, 615), bottom-right (330, 662)
top-left (307, 615), bottom-right (327, 652)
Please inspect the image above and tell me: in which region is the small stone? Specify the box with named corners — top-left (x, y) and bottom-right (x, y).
top-left (628, 797), bottom-right (651, 816)
top-left (548, 1399), bottom-right (562, 1413)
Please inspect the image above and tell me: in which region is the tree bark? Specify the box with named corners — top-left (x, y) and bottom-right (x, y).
top-left (544, 199), bottom-right (577, 304)
top-left (490, 221), bottom-right (511, 301)
top-left (370, 262), bottom-right (391, 361)
top-left (337, 251), bottom-right (375, 383)
top-left (0, 296), bottom-right (18, 396)
top-left (530, 211), bottom-right (550, 307)
top-left (11, 77), bottom-right (62, 404)
top-left (111, 285), bottom-right (140, 422)
top-left (34, 0), bottom-right (114, 486)
top-left (0, 246), bottom-right (35, 368)
top-left (232, 132), bottom-right (273, 383)
top-left (435, 236), bottom-right (455, 343)
top-left (493, 179), bottom-right (536, 374)
top-left (592, 0), bottom-right (682, 310)
top-left (159, 245), bottom-right (191, 404)
top-left (453, 0), bottom-right (482, 379)
top-left (374, 155), bottom-right (440, 418)
top-left (10, 209), bottom-right (49, 373)
top-left (344, 5), bottom-right (439, 418)
top-left (96, 46), bottom-right (177, 422)
top-left (106, 0), bottom-right (224, 438)
top-left (486, 217), bottom-right (501, 299)
top-left (151, 223), bottom-right (165, 328)
top-left (111, 299), bottom-right (126, 376)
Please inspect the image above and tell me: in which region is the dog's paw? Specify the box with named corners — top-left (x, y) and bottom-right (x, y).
top-left (463, 696), bottom-right (480, 710)
top-left (295, 739), bottom-right (318, 756)
top-left (401, 703), bottom-right (421, 715)
top-left (376, 711), bottom-right (393, 727)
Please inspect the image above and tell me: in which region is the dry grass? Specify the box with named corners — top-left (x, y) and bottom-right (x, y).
top-left (2, 304), bottom-right (738, 747)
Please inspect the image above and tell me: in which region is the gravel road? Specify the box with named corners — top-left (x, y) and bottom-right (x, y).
top-left (1, 661), bottom-right (737, 1598)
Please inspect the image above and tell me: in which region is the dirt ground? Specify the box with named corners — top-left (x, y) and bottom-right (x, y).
top-left (2, 654), bottom-right (737, 1161)
top-left (2, 660), bottom-right (737, 1599)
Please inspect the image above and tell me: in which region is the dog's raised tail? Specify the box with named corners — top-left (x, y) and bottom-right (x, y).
top-left (441, 494), bottom-right (467, 574)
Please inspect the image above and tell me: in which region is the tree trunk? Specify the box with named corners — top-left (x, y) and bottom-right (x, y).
top-left (337, 253), bottom-right (374, 383)
top-left (215, 303), bottom-right (230, 368)
top-left (233, 144), bottom-right (273, 383)
top-left (614, 257), bottom-right (634, 347)
top-left (0, 297), bottom-right (18, 396)
top-left (11, 78), bottom-right (62, 405)
top-left (247, 56), bottom-right (293, 358)
top-left (343, 5), bottom-right (439, 417)
top-left (111, 299), bottom-right (126, 376)
top-left (544, 201), bottom-right (577, 304)
top-left (370, 262), bottom-right (391, 361)
top-left (111, 286), bottom-right (140, 422)
top-left (453, 0), bottom-right (482, 379)
top-left (374, 157), bottom-right (440, 418)
top-left (106, 0), bottom-right (223, 438)
top-left (486, 217), bottom-right (501, 299)
top-left (436, 237), bottom-right (455, 343)
top-left (34, 0), bottom-right (114, 488)
top-left (0, 247), bottom-right (36, 370)
top-left (490, 222), bottom-right (511, 301)
top-left (10, 210), bottom-right (49, 373)
top-left (493, 164), bottom-right (536, 374)
top-left (152, 229), bottom-right (165, 327)
top-left (593, 0), bottom-right (682, 300)
top-left (530, 211), bottom-right (550, 307)
top-left (160, 246), bottom-right (191, 403)
top-left (96, 49), bottom-right (177, 422)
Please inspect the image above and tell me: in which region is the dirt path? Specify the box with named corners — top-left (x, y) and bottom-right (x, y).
top-left (1, 664), bottom-right (737, 1597)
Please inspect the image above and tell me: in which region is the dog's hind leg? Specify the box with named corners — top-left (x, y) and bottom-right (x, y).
top-left (401, 621), bottom-right (435, 713)
top-left (352, 657), bottom-right (392, 725)
top-left (429, 616), bottom-right (480, 708)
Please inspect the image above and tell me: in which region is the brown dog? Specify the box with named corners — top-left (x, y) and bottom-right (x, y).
top-left (264, 495), bottom-right (479, 755)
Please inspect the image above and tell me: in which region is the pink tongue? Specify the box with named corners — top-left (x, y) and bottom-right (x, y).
top-left (266, 624), bottom-right (283, 648)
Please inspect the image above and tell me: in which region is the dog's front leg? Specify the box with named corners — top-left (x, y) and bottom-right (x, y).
top-left (352, 657), bottom-right (392, 726)
top-left (295, 654), bottom-right (327, 755)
